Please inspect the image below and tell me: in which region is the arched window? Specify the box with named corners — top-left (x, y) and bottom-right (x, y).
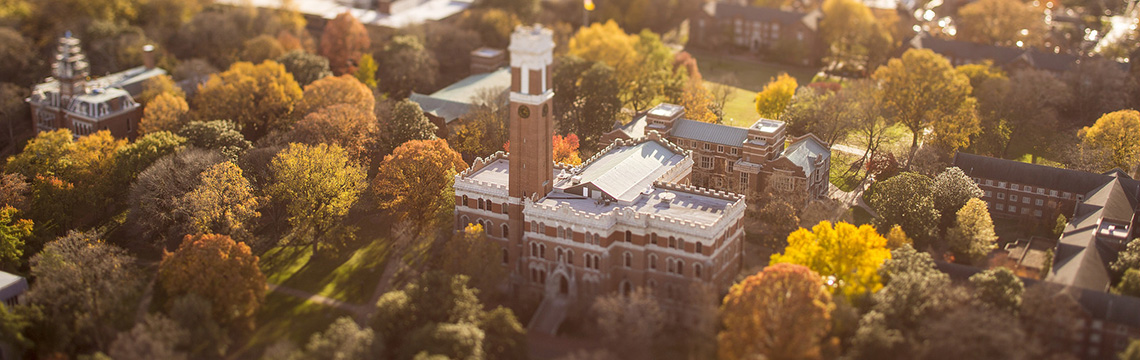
top-left (669, 236), bottom-right (676, 248)
top-left (667, 259), bottom-right (675, 273)
top-left (540, 244), bottom-right (546, 258)
top-left (623, 252), bottom-right (632, 268)
top-left (696, 242), bottom-right (703, 254)
top-left (649, 254), bottom-right (658, 270)
top-left (585, 253), bottom-right (592, 268)
top-left (557, 248), bottom-right (564, 262)
top-left (502, 224), bottom-right (510, 238)
top-left (530, 243), bottom-right (537, 256)
top-left (650, 233), bottom-right (658, 245)
top-left (462, 195), bottom-right (468, 207)
top-left (622, 281), bottom-right (632, 296)
top-left (625, 231), bottom-right (632, 243)
top-left (530, 269), bottom-right (537, 282)
top-left (485, 220), bottom-right (493, 233)
top-left (567, 250), bottom-right (574, 265)
top-left (531, 221), bottom-right (537, 232)
top-left (477, 219), bottom-right (485, 229)
top-left (502, 202), bottom-right (509, 214)
top-left (460, 216), bottom-right (469, 229)
top-left (694, 263), bottom-right (702, 278)
top-left (594, 255), bottom-right (601, 269)
top-left (540, 270), bottom-right (546, 284)
top-left (678, 238), bottom-right (685, 251)
top-left (677, 260), bottom-right (685, 276)
top-left (502, 249), bottom-right (509, 264)
top-left (478, 198), bottom-right (485, 210)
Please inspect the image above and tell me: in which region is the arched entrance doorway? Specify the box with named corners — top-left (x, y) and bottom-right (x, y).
top-left (559, 275), bottom-right (569, 295)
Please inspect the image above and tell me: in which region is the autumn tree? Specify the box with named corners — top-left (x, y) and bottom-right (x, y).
top-left (0, 29), bottom-right (33, 84)
top-left (592, 288), bottom-right (664, 360)
top-left (481, 0), bottom-right (538, 19)
top-left (373, 139), bottom-right (466, 235)
top-left (140, 92), bottom-right (190, 135)
top-left (239, 34), bottom-right (286, 64)
top-left (0, 173), bottom-right (28, 211)
top-left (568, 21), bottom-right (675, 112)
top-left (0, 83), bottom-right (29, 148)
top-left (819, 0), bottom-right (893, 72)
top-left (1112, 238), bottom-right (1140, 277)
top-left (268, 143), bottom-right (366, 254)
top-left (917, 307), bottom-right (1035, 360)
top-left (295, 74), bottom-right (374, 118)
top-left (946, 198), bottom-right (996, 264)
top-left (176, 162), bottom-right (261, 241)
top-left (379, 99), bottom-right (438, 155)
top-left (424, 23), bottom-right (483, 83)
top-left (137, 75), bottom-right (186, 106)
top-left (781, 87), bottom-right (853, 146)
top-left (437, 224), bottom-right (506, 299)
top-left (719, 263), bottom-right (834, 360)
top-left (26, 231), bottom-right (144, 353)
top-left (771, 221), bottom-right (891, 299)
top-left (193, 60), bottom-right (303, 140)
top-left (354, 53), bottom-right (378, 88)
top-left (755, 73), bottom-right (798, 119)
top-left (129, 149), bottom-right (226, 249)
top-left (551, 56), bottom-right (622, 148)
top-left (957, 0), bottom-right (1046, 47)
top-left (1115, 269), bottom-right (1140, 297)
top-left (931, 166), bottom-right (983, 221)
top-left (553, 134), bottom-right (583, 165)
top-left (1064, 58), bottom-right (1133, 126)
top-left (108, 314), bottom-right (189, 360)
top-left (1079, 110), bottom-right (1140, 175)
top-left (885, 225), bottom-right (911, 249)
top-left (287, 104), bottom-right (379, 164)
top-left (292, 317), bottom-right (375, 360)
top-left (680, 82), bottom-right (718, 124)
top-left (974, 69), bottom-right (1071, 160)
top-left (448, 94), bottom-right (509, 158)
top-left (320, 12), bottom-right (370, 75)
top-left (955, 61), bottom-right (1006, 94)
top-left (867, 172), bottom-right (941, 246)
top-left (377, 35), bottom-right (439, 99)
top-left (177, 120), bottom-right (252, 159)
top-left (275, 50), bottom-right (332, 87)
top-left (113, 131), bottom-right (188, 184)
top-left (969, 267), bottom-right (1023, 315)
top-left (0, 206), bottom-right (32, 268)
top-left (872, 49), bottom-right (978, 164)
top-left (158, 234), bottom-right (266, 334)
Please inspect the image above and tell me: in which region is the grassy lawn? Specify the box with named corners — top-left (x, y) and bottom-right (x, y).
top-left (688, 48), bottom-right (820, 91)
top-left (235, 292), bottom-right (352, 357)
top-left (260, 234), bottom-right (390, 305)
top-left (714, 83), bottom-right (760, 127)
top-left (829, 149), bottom-right (864, 192)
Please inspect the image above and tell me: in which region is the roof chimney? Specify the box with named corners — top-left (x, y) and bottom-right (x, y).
top-left (142, 45), bottom-right (155, 70)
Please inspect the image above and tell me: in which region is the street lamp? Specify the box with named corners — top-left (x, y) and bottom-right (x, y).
top-left (584, 0), bottom-right (595, 27)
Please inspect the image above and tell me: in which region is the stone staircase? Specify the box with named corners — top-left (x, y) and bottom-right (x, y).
top-left (527, 296), bottom-right (569, 335)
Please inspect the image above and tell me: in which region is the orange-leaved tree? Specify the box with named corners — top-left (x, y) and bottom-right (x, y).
top-left (553, 134), bottom-right (583, 165)
top-left (373, 139), bottom-right (466, 234)
top-left (158, 234), bottom-right (266, 334)
top-left (288, 103), bottom-right (379, 164)
top-left (718, 263), bottom-right (835, 360)
top-left (320, 11), bottom-right (370, 76)
top-left (295, 74), bottom-right (374, 117)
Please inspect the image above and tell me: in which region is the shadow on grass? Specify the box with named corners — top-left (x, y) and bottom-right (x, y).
top-left (234, 292), bottom-right (352, 358)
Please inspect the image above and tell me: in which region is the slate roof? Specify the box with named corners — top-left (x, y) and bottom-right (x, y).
top-left (952, 152), bottom-right (1140, 200)
top-left (711, 2), bottom-right (823, 31)
top-left (1051, 178), bottom-right (1136, 291)
top-left (671, 119), bottom-right (749, 147)
top-left (783, 135), bottom-right (830, 178)
top-left (906, 33), bottom-right (1080, 73)
top-left (409, 67), bottom-right (510, 123)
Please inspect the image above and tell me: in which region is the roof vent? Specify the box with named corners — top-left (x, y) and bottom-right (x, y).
top-left (571, 175), bottom-right (582, 185)
top-left (659, 192), bottom-right (676, 203)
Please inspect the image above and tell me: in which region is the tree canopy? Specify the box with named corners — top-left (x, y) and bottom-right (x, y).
top-left (956, 0), bottom-right (1046, 48)
top-left (192, 60), bottom-right (303, 141)
top-left (373, 139), bottom-right (466, 234)
top-left (756, 73), bottom-right (798, 119)
top-left (379, 99), bottom-right (439, 155)
top-left (296, 74), bottom-right (375, 117)
top-left (867, 172), bottom-right (941, 246)
top-left (552, 56), bottom-right (622, 148)
top-left (140, 92), bottom-right (190, 135)
top-left (319, 11), bottom-right (370, 75)
top-left (946, 198), bottom-right (997, 264)
top-left (159, 234), bottom-right (265, 335)
top-left (771, 221), bottom-right (892, 299)
top-left (1079, 110), bottom-right (1140, 175)
top-left (719, 263), bottom-right (834, 360)
top-left (377, 35), bottom-right (439, 99)
top-left (275, 50), bottom-right (333, 87)
top-left (287, 103), bottom-right (379, 164)
top-left (268, 143), bottom-right (366, 254)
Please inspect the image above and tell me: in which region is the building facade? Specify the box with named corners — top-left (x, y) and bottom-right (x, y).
top-left (603, 103), bottom-right (831, 204)
top-left (453, 26), bottom-right (745, 327)
top-left (27, 34), bottom-right (166, 140)
top-left (692, 2), bottom-right (825, 66)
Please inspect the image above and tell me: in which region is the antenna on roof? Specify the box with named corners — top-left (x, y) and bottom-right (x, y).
top-left (65, 30), bottom-right (72, 38)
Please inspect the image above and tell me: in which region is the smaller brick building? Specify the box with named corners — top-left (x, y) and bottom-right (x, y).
top-left (691, 2), bottom-right (825, 66)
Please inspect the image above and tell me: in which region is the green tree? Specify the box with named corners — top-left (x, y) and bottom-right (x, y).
top-left (158, 234), bottom-right (266, 334)
top-left (372, 139), bottom-right (465, 235)
top-left (755, 73), bottom-right (798, 119)
top-left (168, 294), bottom-right (229, 358)
top-left (293, 316), bottom-right (375, 360)
top-left (438, 224), bottom-right (506, 299)
top-left (931, 166), bottom-right (983, 220)
top-left (819, 0), bottom-right (893, 73)
top-left (480, 307), bottom-right (527, 360)
top-left (780, 88), bottom-right (852, 146)
top-left (193, 60), bottom-right (303, 140)
top-left (354, 53), bottom-right (378, 88)
top-left (320, 11), bottom-right (371, 75)
top-left (552, 56), bottom-right (622, 148)
top-left (377, 36), bottom-right (439, 99)
top-left (718, 263), bottom-right (834, 360)
top-left (379, 99), bottom-right (438, 155)
top-left (268, 143), bottom-right (366, 254)
top-left (1115, 269), bottom-right (1140, 298)
top-left (113, 131), bottom-right (187, 184)
top-left (296, 74), bottom-right (375, 117)
top-left (946, 198), bottom-right (997, 264)
top-left (969, 267), bottom-right (1023, 315)
top-left (1079, 110), bottom-right (1140, 175)
top-left (0, 206), bottom-right (32, 267)
top-left (872, 49), bottom-right (978, 164)
top-left (275, 50), bottom-right (333, 87)
top-left (27, 231), bottom-right (144, 353)
top-left (1112, 238), bottom-right (1140, 276)
top-left (108, 314), bottom-right (189, 360)
top-left (177, 120), bottom-right (252, 159)
top-left (771, 221), bottom-right (892, 299)
top-left (177, 162), bottom-right (261, 241)
top-left (867, 172), bottom-right (940, 246)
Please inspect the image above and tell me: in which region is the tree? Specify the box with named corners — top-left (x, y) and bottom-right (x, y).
top-left (946, 198), bottom-right (997, 264)
top-left (0, 206), bottom-right (32, 267)
top-left (885, 225), bottom-right (911, 249)
top-left (296, 74), bottom-right (375, 117)
top-left (974, 69), bottom-right (1070, 160)
top-left (480, 0), bottom-right (538, 19)
top-left (756, 73), bottom-right (798, 119)
top-left (568, 22), bottom-right (674, 112)
top-left (781, 88), bottom-right (852, 146)
top-left (275, 50), bottom-right (332, 87)
top-left (480, 307), bottom-right (527, 360)
top-left (553, 134), bottom-right (583, 165)
top-left (552, 56), bottom-right (622, 148)
top-left (137, 75), bottom-right (186, 106)
top-left (771, 221), bottom-right (891, 299)
top-left (955, 61), bottom-right (1006, 94)
top-left (592, 288), bottom-right (665, 360)
top-left (177, 162), bottom-right (261, 241)
top-left (0, 173), bottom-right (28, 211)
top-left (287, 104), bottom-right (379, 164)
top-left (0, 83), bottom-right (30, 149)
top-left (969, 267), bottom-right (1023, 315)
top-left (114, 131), bottom-right (187, 184)
top-left (140, 92), bottom-right (190, 135)
top-left (1079, 110), bottom-right (1140, 175)
top-left (129, 149), bottom-right (226, 249)
top-left (718, 263), bottom-right (834, 360)
top-left (379, 99), bottom-right (438, 155)
top-left (168, 294), bottom-right (229, 358)
top-left (917, 307), bottom-right (1034, 360)
top-left (354, 53), bottom-right (378, 88)
top-left (1115, 269), bottom-right (1140, 297)
top-left (373, 139), bottom-right (465, 234)
top-left (867, 172), bottom-right (940, 246)
top-left (1122, 339), bottom-right (1140, 360)
top-left (872, 49), bottom-right (978, 164)
top-left (448, 97), bottom-right (508, 158)
top-left (819, 0), bottom-right (893, 73)
top-left (957, 0), bottom-right (1046, 47)
top-left (108, 314), bottom-right (189, 360)
top-left (680, 82), bottom-right (718, 124)
top-left (438, 224), bottom-right (506, 299)
top-left (193, 60), bottom-right (303, 140)
top-left (239, 34), bottom-right (286, 64)
top-left (293, 316), bottom-right (375, 360)
top-left (177, 120), bottom-right (252, 159)
top-left (158, 234), bottom-right (266, 334)
top-left (268, 143), bottom-right (366, 254)
top-left (758, 198), bottom-right (802, 247)
top-left (320, 12), bottom-right (370, 75)
top-left (377, 35), bottom-right (439, 99)
top-left (931, 166), bottom-right (983, 219)
top-left (0, 29), bottom-right (33, 84)
top-left (26, 231), bottom-right (143, 353)
top-left (1064, 58), bottom-right (1133, 126)
top-left (1112, 238), bottom-right (1140, 277)
top-left (424, 23), bottom-right (483, 84)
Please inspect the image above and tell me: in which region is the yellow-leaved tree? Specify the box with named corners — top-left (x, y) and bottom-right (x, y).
top-left (1079, 109), bottom-right (1140, 176)
top-left (770, 221), bottom-right (891, 300)
top-left (754, 73), bottom-right (798, 119)
top-left (193, 60), bottom-right (303, 141)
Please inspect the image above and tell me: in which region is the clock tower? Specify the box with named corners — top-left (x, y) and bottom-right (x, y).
top-left (507, 25), bottom-right (555, 202)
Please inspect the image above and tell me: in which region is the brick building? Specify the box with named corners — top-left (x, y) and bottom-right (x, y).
top-left (453, 25), bottom-right (745, 329)
top-left (691, 2), bottom-right (825, 66)
top-left (27, 33), bottom-right (166, 140)
top-left (603, 103), bottom-right (831, 204)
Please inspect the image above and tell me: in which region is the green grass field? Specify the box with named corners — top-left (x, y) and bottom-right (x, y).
top-left (235, 292), bottom-right (353, 357)
top-left (688, 48), bottom-right (820, 91)
top-left (715, 84), bottom-right (760, 127)
top-left (260, 234), bottom-right (390, 305)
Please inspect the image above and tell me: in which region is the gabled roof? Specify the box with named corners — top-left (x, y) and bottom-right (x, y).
top-left (782, 135), bottom-right (830, 178)
top-left (906, 33), bottom-right (1080, 73)
top-left (1050, 178), bottom-right (1137, 291)
top-left (712, 3), bottom-right (823, 31)
top-left (671, 119), bottom-right (749, 147)
top-left (952, 152), bottom-right (1140, 200)
top-left (409, 67), bottom-right (510, 123)
top-left (573, 140), bottom-right (687, 201)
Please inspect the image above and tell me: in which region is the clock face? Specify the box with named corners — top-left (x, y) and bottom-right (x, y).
top-left (542, 103), bottom-right (549, 117)
top-left (518, 105), bottom-right (531, 119)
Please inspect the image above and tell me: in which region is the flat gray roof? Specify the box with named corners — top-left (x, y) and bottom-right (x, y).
top-left (567, 140), bottom-right (686, 201)
top-left (537, 188), bottom-right (733, 227)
